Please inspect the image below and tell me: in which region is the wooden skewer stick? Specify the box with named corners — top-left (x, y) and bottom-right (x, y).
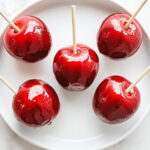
top-left (0, 75), bottom-right (17, 94)
top-left (125, 66), bottom-right (150, 93)
top-left (72, 5), bottom-right (77, 55)
top-left (125, 0), bottom-right (147, 29)
top-left (0, 11), bottom-right (20, 32)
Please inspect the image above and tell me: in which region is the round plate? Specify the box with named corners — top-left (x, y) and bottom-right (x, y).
top-left (0, 0), bottom-right (150, 149)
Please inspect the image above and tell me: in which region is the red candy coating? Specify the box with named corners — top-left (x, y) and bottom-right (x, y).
top-left (53, 44), bottom-right (99, 91)
top-left (97, 13), bottom-right (142, 59)
top-left (93, 75), bottom-right (140, 124)
top-left (4, 16), bottom-right (51, 62)
top-left (13, 79), bottom-right (60, 127)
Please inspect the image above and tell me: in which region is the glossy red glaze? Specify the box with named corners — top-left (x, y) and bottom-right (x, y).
top-left (93, 75), bottom-right (140, 124)
top-left (4, 16), bottom-right (51, 62)
top-left (53, 44), bottom-right (99, 91)
top-left (97, 13), bottom-right (142, 59)
top-left (13, 79), bottom-right (60, 127)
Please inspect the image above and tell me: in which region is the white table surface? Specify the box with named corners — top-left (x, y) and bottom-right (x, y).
top-left (0, 0), bottom-right (150, 150)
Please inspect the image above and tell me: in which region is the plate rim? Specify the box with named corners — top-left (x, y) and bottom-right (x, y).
top-left (0, 0), bottom-right (150, 149)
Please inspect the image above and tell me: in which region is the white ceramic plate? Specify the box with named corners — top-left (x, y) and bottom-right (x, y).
top-left (0, 0), bottom-right (150, 150)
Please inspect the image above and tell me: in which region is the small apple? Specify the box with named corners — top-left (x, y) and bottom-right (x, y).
top-left (53, 44), bottom-right (99, 91)
top-left (13, 79), bottom-right (60, 127)
top-left (93, 75), bottom-right (140, 124)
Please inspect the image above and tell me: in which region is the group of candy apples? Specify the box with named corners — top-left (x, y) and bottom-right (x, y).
top-left (0, 0), bottom-right (148, 127)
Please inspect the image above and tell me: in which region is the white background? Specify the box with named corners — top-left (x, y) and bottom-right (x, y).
top-left (0, 0), bottom-right (150, 150)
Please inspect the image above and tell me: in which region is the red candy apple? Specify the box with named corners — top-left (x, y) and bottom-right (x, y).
top-left (4, 16), bottom-right (51, 62)
top-left (13, 79), bottom-right (60, 127)
top-left (53, 44), bottom-right (99, 91)
top-left (97, 13), bottom-right (142, 59)
top-left (93, 75), bottom-right (140, 124)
